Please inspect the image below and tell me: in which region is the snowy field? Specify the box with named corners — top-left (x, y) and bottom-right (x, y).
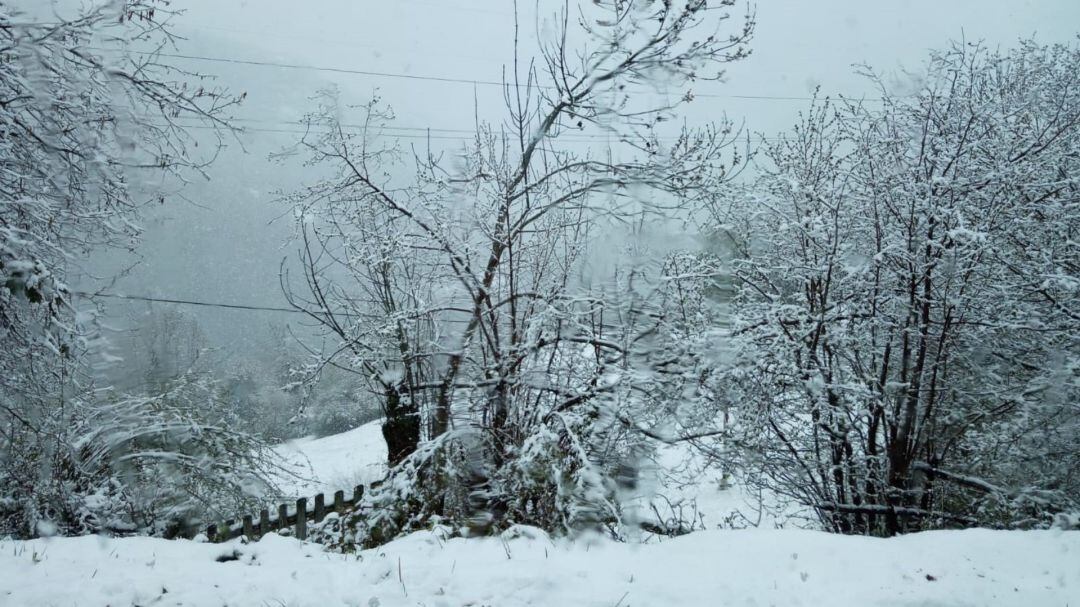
top-left (1, 526), bottom-right (1076, 606)
top-left (271, 421), bottom-right (388, 498)
top-left (3, 426), bottom-right (1075, 606)
top-left (3, 423), bottom-right (1077, 606)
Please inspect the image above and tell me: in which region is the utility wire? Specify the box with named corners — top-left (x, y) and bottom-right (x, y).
top-left (90, 46), bottom-right (521, 87)
top-left (216, 116), bottom-right (779, 141)
top-left (70, 290), bottom-right (484, 325)
top-left (90, 46), bottom-right (864, 102)
top-left (71, 290), bottom-right (303, 314)
top-left (170, 118), bottom-right (777, 144)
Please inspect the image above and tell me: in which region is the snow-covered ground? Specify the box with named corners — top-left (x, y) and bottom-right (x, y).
top-left (645, 442), bottom-right (803, 532)
top-left (2, 526), bottom-right (1076, 606)
top-left (271, 420), bottom-right (388, 498)
top-left (270, 420), bottom-right (777, 530)
top-left (4, 424), bottom-right (1075, 606)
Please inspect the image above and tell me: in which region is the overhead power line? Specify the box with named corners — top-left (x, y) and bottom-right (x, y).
top-left (70, 290), bottom-right (484, 325)
top-left (71, 290), bottom-right (303, 314)
top-left (170, 116), bottom-right (778, 144)
top-left (90, 46), bottom-right (857, 102)
top-left (223, 116), bottom-right (779, 141)
top-left (91, 46), bottom-right (522, 87)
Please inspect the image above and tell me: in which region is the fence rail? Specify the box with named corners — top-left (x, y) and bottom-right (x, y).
top-left (204, 484), bottom-right (365, 542)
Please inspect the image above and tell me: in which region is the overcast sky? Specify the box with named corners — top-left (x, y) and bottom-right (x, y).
top-left (66, 0), bottom-right (1080, 359)
top-left (168, 0), bottom-right (1080, 133)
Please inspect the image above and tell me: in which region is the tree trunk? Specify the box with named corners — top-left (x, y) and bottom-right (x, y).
top-left (381, 384), bottom-right (420, 467)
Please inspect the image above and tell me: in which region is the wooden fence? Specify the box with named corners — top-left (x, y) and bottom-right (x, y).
top-left (204, 484), bottom-right (365, 542)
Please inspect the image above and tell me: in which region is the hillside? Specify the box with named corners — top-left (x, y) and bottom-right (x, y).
top-left (271, 421), bottom-right (388, 498)
top-left (3, 423), bottom-right (1076, 605)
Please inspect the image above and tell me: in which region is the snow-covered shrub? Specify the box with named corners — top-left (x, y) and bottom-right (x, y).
top-left (0, 372), bottom-right (283, 539)
top-left (319, 408), bottom-right (628, 550)
top-left (501, 418), bottom-right (620, 534)
top-left (306, 432), bottom-right (463, 551)
top-left (0, 2), bottom-right (240, 538)
top-left (711, 39), bottom-right (1080, 535)
top-left (78, 374), bottom-right (285, 537)
top-left (306, 382), bottom-right (382, 439)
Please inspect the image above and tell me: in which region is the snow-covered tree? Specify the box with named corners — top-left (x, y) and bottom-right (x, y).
top-left (712, 40), bottom-right (1080, 534)
top-left (281, 0), bottom-right (754, 543)
top-left (0, 1), bottom-right (264, 538)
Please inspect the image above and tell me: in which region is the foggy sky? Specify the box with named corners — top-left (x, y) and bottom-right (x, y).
top-left (70, 0), bottom-right (1080, 362)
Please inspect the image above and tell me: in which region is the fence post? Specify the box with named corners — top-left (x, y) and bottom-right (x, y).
top-left (296, 497), bottom-right (307, 541)
top-left (353, 484), bottom-right (364, 505)
top-left (225, 519), bottom-right (235, 540)
top-left (259, 509), bottom-right (271, 539)
top-left (206, 523), bottom-right (218, 543)
top-left (242, 515), bottom-right (253, 539)
top-left (278, 503), bottom-right (289, 531)
top-left (333, 489), bottom-right (344, 513)
top-left (314, 493), bottom-right (325, 524)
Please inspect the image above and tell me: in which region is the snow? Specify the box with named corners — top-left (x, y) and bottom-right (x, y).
top-left (3, 425), bottom-right (1077, 605)
top-left (271, 420), bottom-right (388, 498)
top-left (269, 419), bottom-right (784, 530)
top-left (1, 526), bottom-right (1076, 606)
top-left (646, 442), bottom-right (805, 531)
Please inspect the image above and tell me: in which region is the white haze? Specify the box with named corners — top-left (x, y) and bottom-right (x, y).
top-left (66, 0), bottom-right (1080, 362)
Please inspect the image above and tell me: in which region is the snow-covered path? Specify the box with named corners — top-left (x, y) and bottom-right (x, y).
top-left (2, 527), bottom-right (1075, 606)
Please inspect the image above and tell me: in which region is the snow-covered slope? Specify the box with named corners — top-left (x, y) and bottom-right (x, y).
top-left (2, 526), bottom-right (1076, 606)
top-left (646, 442), bottom-right (802, 531)
top-left (269, 421), bottom-right (786, 530)
top-left (4, 424), bottom-right (1076, 605)
top-left (271, 420), bottom-right (388, 498)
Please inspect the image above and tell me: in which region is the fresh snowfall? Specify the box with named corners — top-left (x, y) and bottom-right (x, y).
top-left (2, 425), bottom-right (1078, 606)
top-left (2, 0), bottom-right (1079, 606)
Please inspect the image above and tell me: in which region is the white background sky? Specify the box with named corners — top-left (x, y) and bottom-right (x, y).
top-left (54, 0), bottom-right (1080, 358)
top-left (169, 0), bottom-right (1080, 134)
